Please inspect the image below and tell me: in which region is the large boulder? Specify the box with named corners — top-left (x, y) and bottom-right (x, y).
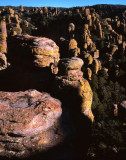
top-left (0, 90), bottom-right (64, 158)
top-left (58, 57), bottom-right (84, 82)
top-left (8, 34), bottom-right (60, 69)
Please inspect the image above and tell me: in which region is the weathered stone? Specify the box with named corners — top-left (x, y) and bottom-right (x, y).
top-left (69, 39), bottom-right (80, 57)
top-left (23, 20), bottom-right (29, 27)
top-left (12, 23), bottom-right (22, 35)
top-left (0, 52), bottom-right (7, 69)
top-left (0, 90), bottom-right (63, 158)
top-left (107, 24), bottom-right (112, 31)
top-left (93, 59), bottom-right (100, 74)
top-left (20, 5), bottom-right (24, 12)
top-left (85, 8), bottom-right (90, 15)
top-left (68, 23), bottom-right (75, 33)
top-left (83, 53), bottom-right (93, 65)
top-left (69, 39), bottom-right (77, 50)
top-left (58, 57), bottom-right (84, 73)
top-left (91, 50), bottom-right (99, 58)
top-left (84, 24), bottom-right (89, 30)
top-left (87, 68), bottom-right (92, 80)
top-left (43, 7), bottom-right (48, 14)
top-left (56, 58), bottom-right (94, 122)
top-left (9, 8), bottom-right (14, 15)
top-left (0, 20), bottom-right (7, 54)
top-left (8, 34), bottom-right (60, 69)
top-left (110, 45), bottom-right (118, 55)
top-left (97, 22), bottom-right (103, 38)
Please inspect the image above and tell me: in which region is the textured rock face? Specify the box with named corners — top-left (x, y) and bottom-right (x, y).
top-left (0, 90), bottom-right (63, 158)
top-left (78, 79), bottom-right (94, 122)
top-left (0, 52), bottom-right (7, 69)
top-left (0, 20), bottom-right (7, 53)
top-left (68, 23), bottom-right (75, 33)
top-left (83, 53), bottom-right (93, 65)
top-left (0, 20), bottom-right (7, 70)
top-left (56, 57), bottom-right (94, 122)
top-left (8, 34), bottom-right (60, 69)
top-left (58, 57), bottom-right (84, 73)
top-left (68, 39), bottom-right (80, 57)
top-left (12, 24), bottom-right (22, 35)
top-left (87, 68), bottom-right (92, 80)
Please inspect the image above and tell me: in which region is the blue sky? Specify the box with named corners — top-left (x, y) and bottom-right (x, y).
top-left (0, 0), bottom-right (126, 8)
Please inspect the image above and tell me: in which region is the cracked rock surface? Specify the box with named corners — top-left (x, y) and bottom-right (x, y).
top-left (0, 89), bottom-right (64, 158)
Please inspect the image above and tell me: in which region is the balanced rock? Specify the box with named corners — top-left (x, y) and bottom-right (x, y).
top-left (56, 57), bottom-right (94, 122)
top-left (0, 90), bottom-right (63, 158)
top-left (58, 57), bottom-right (84, 79)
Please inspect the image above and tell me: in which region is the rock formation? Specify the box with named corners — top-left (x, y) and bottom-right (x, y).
top-left (0, 90), bottom-right (64, 158)
top-left (0, 52), bottom-right (7, 70)
top-left (1, 4), bottom-right (126, 159)
top-left (20, 5), bottom-right (24, 12)
top-left (0, 19), bottom-right (7, 69)
top-left (68, 39), bottom-right (80, 57)
top-left (8, 34), bottom-right (60, 69)
top-left (56, 57), bottom-right (94, 122)
top-left (0, 19), bottom-right (7, 53)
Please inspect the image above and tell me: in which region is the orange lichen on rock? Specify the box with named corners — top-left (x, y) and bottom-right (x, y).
top-left (69, 39), bottom-right (78, 50)
top-left (87, 68), bottom-right (92, 80)
top-left (84, 53), bottom-right (93, 65)
top-left (79, 79), bottom-right (94, 122)
top-left (8, 34), bottom-right (60, 69)
top-left (0, 90), bottom-right (64, 158)
top-left (57, 57), bottom-right (94, 122)
top-left (68, 39), bottom-right (80, 57)
top-left (9, 8), bottom-right (14, 15)
top-left (84, 24), bottom-right (89, 30)
top-left (12, 24), bottom-right (22, 35)
top-left (0, 20), bottom-right (7, 54)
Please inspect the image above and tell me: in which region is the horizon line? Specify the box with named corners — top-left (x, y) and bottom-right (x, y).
top-left (0, 3), bottom-right (126, 9)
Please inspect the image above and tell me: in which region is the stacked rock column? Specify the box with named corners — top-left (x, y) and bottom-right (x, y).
top-left (0, 18), bottom-right (7, 69)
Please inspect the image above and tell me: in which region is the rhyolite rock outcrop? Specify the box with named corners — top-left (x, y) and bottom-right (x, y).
top-left (8, 34), bottom-right (60, 69)
top-left (56, 57), bottom-right (94, 122)
top-left (0, 19), bottom-right (7, 53)
top-left (0, 89), bottom-right (64, 158)
top-left (0, 19), bottom-right (8, 70)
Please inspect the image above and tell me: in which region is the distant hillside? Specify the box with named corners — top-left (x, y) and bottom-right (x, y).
top-left (91, 4), bottom-right (126, 19)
